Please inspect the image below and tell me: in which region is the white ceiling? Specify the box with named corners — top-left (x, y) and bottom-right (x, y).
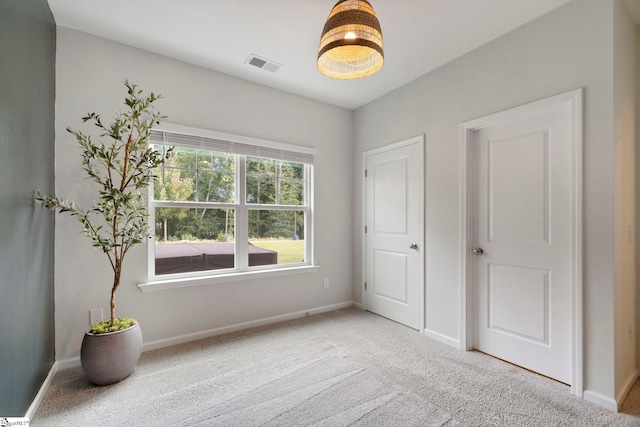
top-left (47, 0), bottom-right (575, 110)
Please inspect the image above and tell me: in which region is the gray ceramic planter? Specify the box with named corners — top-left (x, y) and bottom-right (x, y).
top-left (80, 321), bottom-right (143, 386)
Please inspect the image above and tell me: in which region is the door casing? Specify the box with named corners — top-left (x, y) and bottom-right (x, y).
top-left (459, 89), bottom-right (583, 397)
top-left (362, 135), bottom-right (425, 332)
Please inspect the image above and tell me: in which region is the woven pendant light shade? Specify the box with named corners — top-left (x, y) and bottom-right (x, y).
top-left (317, 0), bottom-right (383, 80)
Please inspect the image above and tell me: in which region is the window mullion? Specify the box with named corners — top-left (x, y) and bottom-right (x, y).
top-left (235, 155), bottom-right (249, 270)
top-left (275, 161), bottom-right (280, 205)
top-left (148, 178), bottom-right (157, 277)
top-left (305, 164), bottom-right (313, 264)
top-left (245, 204), bottom-right (306, 211)
top-left (153, 200), bottom-right (234, 210)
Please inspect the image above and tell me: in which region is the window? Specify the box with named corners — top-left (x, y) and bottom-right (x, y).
top-left (148, 125), bottom-right (314, 281)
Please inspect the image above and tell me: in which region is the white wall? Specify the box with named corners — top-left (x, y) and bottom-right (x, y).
top-left (353, 0), bottom-right (619, 403)
top-left (54, 28), bottom-right (354, 360)
top-left (613, 0), bottom-right (638, 403)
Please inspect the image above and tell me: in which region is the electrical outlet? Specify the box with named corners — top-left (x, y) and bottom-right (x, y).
top-left (323, 278), bottom-right (330, 288)
top-left (90, 309), bottom-right (103, 326)
top-left (628, 325), bottom-right (634, 343)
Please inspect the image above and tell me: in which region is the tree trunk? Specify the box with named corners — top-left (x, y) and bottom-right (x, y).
top-left (163, 218), bottom-right (168, 242)
top-left (110, 260), bottom-right (121, 326)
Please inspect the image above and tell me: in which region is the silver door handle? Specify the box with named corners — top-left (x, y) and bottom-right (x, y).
top-left (473, 247), bottom-right (484, 256)
top-left (409, 243), bottom-right (419, 250)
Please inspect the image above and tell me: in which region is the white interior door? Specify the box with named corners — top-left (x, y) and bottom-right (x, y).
top-left (471, 98), bottom-right (576, 385)
top-left (364, 137), bottom-right (424, 330)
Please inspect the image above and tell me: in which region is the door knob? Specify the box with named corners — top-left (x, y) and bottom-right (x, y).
top-left (473, 247), bottom-right (484, 256)
top-left (409, 243), bottom-right (419, 250)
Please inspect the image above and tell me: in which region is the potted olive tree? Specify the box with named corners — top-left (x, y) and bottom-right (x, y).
top-left (37, 80), bottom-right (170, 385)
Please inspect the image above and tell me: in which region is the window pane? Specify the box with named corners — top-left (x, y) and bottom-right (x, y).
top-left (246, 176), bottom-right (276, 204)
top-left (249, 210), bottom-right (305, 266)
top-left (281, 161), bottom-right (304, 179)
top-left (198, 150), bottom-right (234, 173)
top-left (247, 157), bottom-right (276, 176)
top-left (155, 207), bottom-right (235, 275)
top-left (246, 158), bottom-right (305, 205)
top-left (171, 146), bottom-right (198, 169)
top-left (196, 171), bottom-right (235, 203)
top-left (278, 178), bottom-right (304, 206)
top-left (150, 143), bottom-right (166, 159)
top-left (196, 150), bottom-right (235, 202)
top-left (154, 168), bottom-right (196, 201)
top-left (154, 147), bottom-right (236, 203)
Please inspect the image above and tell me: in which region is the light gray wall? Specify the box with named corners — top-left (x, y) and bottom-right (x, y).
top-left (54, 28), bottom-right (353, 360)
top-left (49, 0), bottom-right (638, 410)
top-left (353, 0), bottom-right (620, 403)
top-left (0, 0), bottom-right (56, 416)
top-left (613, 0), bottom-right (637, 400)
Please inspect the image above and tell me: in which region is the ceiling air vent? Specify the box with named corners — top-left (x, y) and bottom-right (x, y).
top-left (246, 54), bottom-right (282, 73)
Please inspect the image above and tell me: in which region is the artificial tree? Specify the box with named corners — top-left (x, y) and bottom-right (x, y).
top-left (37, 80), bottom-right (170, 332)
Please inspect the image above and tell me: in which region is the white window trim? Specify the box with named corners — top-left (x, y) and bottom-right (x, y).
top-left (140, 123), bottom-right (316, 292)
top-left (139, 265), bottom-right (320, 292)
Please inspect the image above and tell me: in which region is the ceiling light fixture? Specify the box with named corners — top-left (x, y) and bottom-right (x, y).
top-left (317, 0), bottom-right (384, 80)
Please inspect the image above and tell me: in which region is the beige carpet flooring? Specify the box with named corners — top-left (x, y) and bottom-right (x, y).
top-left (33, 308), bottom-right (640, 426)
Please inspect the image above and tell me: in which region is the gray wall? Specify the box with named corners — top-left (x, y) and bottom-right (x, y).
top-left (353, 0), bottom-right (628, 405)
top-left (53, 29), bottom-right (353, 361)
top-left (0, 0), bottom-right (56, 417)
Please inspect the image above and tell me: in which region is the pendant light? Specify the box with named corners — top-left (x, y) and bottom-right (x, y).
top-left (317, 0), bottom-right (384, 80)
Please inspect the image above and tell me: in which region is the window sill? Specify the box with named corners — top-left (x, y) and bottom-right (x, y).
top-left (138, 265), bottom-right (320, 292)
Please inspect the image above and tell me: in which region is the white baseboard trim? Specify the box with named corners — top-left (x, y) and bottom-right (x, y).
top-left (352, 301), bottom-right (364, 311)
top-left (615, 369), bottom-right (638, 410)
top-left (423, 328), bottom-right (460, 348)
top-left (583, 369), bottom-right (639, 412)
top-left (143, 301), bottom-right (355, 352)
top-left (25, 362), bottom-right (57, 420)
top-left (54, 301), bottom-right (356, 368)
top-left (583, 389), bottom-right (618, 412)
top-left (56, 356), bottom-right (81, 370)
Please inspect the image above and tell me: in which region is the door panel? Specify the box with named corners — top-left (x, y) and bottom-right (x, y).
top-left (488, 264), bottom-right (549, 343)
top-left (489, 130), bottom-right (549, 242)
top-left (365, 139), bottom-right (423, 330)
top-left (473, 103), bottom-right (573, 384)
top-left (374, 159), bottom-right (408, 234)
top-left (374, 250), bottom-right (408, 302)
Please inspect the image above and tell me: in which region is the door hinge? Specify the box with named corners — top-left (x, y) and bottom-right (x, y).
top-left (364, 225), bottom-right (367, 234)
top-left (364, 169), bottom-right (368, 178)
top-left (364, 282), bottom-right (367, 290)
